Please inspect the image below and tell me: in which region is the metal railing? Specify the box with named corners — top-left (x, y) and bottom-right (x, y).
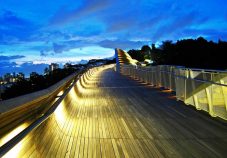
top-left (121, 65), bottom-right (227, 120)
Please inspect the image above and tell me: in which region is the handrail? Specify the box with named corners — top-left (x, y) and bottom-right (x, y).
top-left (0, 72), bottom-right (77, 114)
top-left (0, 69), bottom-right (85, 157)
top-left (121, 64), bottom-right (227, 120)
top-left (142, 64), bottom-right (227, 73)
top-left (123, 64), bottom-right (227, 73)
top-left (159, 70), bottom-right (227, 87)
top-left (0, 71), bottom-right (79, 141)
top-left (179, 68), bottom-right (227, 73)
top-left (122, 65), bottom-right (227, 87)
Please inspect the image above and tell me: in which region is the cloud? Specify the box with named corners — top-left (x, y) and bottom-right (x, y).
top-left (106, 15), bottom-right (137, 33)
top-left (0, 61), bottom-right (17, 68)
top-left (39, 38), bottom-right (149, 56)
top-left (0, 55), bottom-right (25, 61)
top-left (40, 50), bottom-right (48, 57)
top-left (0, 10), bottom-right (38, 44)
top-left (40, 39), bottom-right (95, 56)
top-left (0, 61), bottom-right (48, 76)
top-left (151, 11), bottom-right (209, 41)
top-left (98, 39), bottom-right (144, 49)
top-left (182, 28), bottom-right (227, 41)
top-left (31, 30), bottom-right (72, 42)
top-left (50, 0), bottom-right (111, 25)
top-left (53, 42), bottom-right (66, 53)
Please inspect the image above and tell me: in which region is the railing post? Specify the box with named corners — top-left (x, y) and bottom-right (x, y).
top-left (184, 69), bottom-right (188, 102)
top-left (203, 72), bottom-right (215, 116)
top-left (220, 79), bottom-right (227, 112)
top-left (205, 86), bottom-right (215, 117)
top-left (120, 64), bottom-right (227, 120)
top-left (189, 70), bottom-right (200, 109)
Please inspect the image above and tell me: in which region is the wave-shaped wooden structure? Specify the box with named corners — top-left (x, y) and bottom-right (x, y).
top-left (0, 63), bottom-right (227, 157)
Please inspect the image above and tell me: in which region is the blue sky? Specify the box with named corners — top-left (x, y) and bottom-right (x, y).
top-left (0, 0), bottom-right (227, 76)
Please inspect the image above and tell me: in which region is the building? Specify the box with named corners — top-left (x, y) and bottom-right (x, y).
top-left (17, 72), bottom-right (25, 80)
top-left (64, 63), bottom-right (71, 69)
top-left (88, 59), bottom-right (106, 67)
top-left (4, 73), bottom-right (11, 83)
top-left (3, 73), bottom-right (17, 83)
top-left (30, 72), bottom-right (39, 79)
top-left (49, 63), bottom-right (59, 72)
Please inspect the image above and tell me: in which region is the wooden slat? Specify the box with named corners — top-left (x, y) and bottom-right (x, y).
top-left (2, 66), bottom-right (227, 158)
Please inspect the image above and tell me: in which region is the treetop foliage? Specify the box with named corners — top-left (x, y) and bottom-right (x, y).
top-left (127, 37), bottom-right (227, 69)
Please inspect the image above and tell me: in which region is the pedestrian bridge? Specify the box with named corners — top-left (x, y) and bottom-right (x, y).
top-left (0, 50), bottom-right (227, 157)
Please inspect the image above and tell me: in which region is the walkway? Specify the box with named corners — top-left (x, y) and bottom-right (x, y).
top-left (4, 66), bottom-right (227, 158)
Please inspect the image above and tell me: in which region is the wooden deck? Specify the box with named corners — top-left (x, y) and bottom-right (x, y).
top-left (4, 66), bottom-right (227, 158)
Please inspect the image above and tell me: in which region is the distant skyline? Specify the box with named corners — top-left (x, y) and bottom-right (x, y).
top-left (0, 0), bottom-right (227, 75)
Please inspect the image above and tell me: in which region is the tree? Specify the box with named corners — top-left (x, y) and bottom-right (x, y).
top-left (2, 79), bottom-right (32, 99)
top-left (127, 49), bottom-right (144, 62)
top-left (127, 37), bottom-right (227, 69)
top-left (141, 45), bottom-right (151, 59)
top-left (30, 72), bottom-right (46, 90)
top-left (150, 43), bottom-right (163, 65)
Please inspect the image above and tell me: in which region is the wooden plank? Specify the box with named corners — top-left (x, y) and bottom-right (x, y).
top-left (119, 139), bottom-right (129, 158)
top-left (96, 138), bottom-right (101, 158)
top-left (73, 137), bottom-right (81, 158)
top-left (83, 138), bottom-right (88, 158)
top-left (65, 136), bottom-right (73, 158)
top-left (87, 138), bottom-right (93, 158)
top-left (100, 139), bottom-right (107, 158)
top-left (111, 139), bottom-right (120, 158)
top-left (2, 66), bottom-right (227, 158)
top-left (131, 139), bottom-right (144, 158)
top-left (78, 137), bottom-right (85, 158)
